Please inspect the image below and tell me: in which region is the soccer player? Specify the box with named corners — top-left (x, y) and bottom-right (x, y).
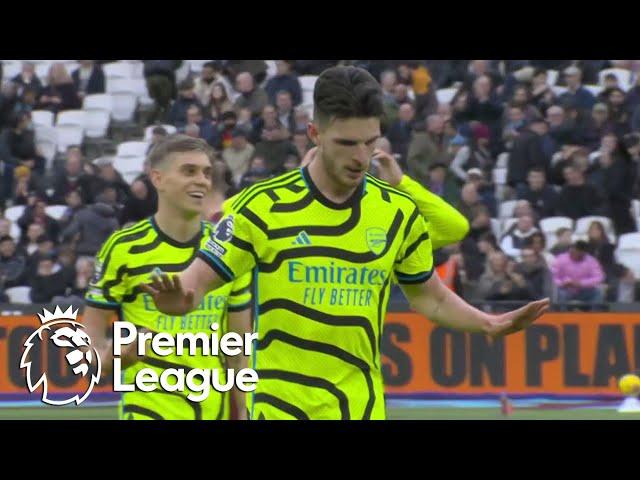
top-left (83, 135), bottom-right (253, 420)
top-left (141, 66), bottom-right (549, 420)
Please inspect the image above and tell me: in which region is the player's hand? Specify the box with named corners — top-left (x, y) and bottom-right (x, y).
top-left (372, 149), bottom-right (403, 187)
top-left (139, 273), bottom-right (195, 315)
top-left (486, 298), bottom-right (550, 338)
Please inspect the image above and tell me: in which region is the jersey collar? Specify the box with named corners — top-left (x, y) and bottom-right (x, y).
top-left (149, 216), bottom-right (203, 248)
top-left (300, 166), bottom-right (366, 210)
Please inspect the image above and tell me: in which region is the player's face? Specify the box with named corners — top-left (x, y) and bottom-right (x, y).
top-left (154, 151), bottom-right (213, 216)
top-left (309, 117), bottom-right (380, 190)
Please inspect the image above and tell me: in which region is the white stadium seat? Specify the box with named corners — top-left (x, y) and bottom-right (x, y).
top-left (584, 84), bottom-right (603, 97)
top-left (36, 140), bottom-right (57, 171)
top-left (31, 110), bottom-right (54, 128)
top-left (56, 110), bottom-right (87, 128)
top-left (617, 233), bottom-right (640, 250)
top-left (113, 156), bottom-right (146, 176)
top-left (5, 286), bottom-right (32, 304)
top-left (299, 75), bottom-right (318, 92)
top-left (502, 217), bottom-right (518, 235)
top-left (103, 62), bottom-right (135, 80)
top-left (498, 200), bottom-right (518, 219)
top-left (490, 218), bottom-right (501, 239)
top-left (83, 93), bottom-right (114, 113)
top-left (540, 217), bottom-right (574, 235)
top-left (599, 68), bottom-right (632, 92)
top-left (117, 141), bottom-right (149, 158)
top-left (55, 125), bottom-right (84, 153)
top-left (615, 249), bottom-right (640, 278)
top-left (546, 69), bottom-right (559, 86)
top-left (436, 88), bottom-right (458, 105)
top-left (111, 92), bottom-right (138, 122)
top-left (45, 205), bottom-right (68, 221)
top-left (4, 205), bottom-right (25, 223)
top-left (84, 109), bottom-right (111, 138)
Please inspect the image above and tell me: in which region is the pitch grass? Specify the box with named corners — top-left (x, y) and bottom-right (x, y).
top-left (0, 405), bottom-right (638, 420)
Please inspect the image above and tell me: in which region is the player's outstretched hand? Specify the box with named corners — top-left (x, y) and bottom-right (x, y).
top-left (139, 273), bottom-right (195, 315)
top-left (372, 149), bottom-right (403, 187)
top-left (486, 298), bottom-right (550, 338)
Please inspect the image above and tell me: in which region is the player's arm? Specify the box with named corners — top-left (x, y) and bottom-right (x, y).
top-left (401, 273), bottom-right (549, 337)
top-left (395, 204), bottom-right (548, 337)
top-left (373, 149), bottom-right (469, 249)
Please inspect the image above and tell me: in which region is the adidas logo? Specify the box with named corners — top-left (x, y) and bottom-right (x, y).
top-left (292, 231), bottom-right (312, 246)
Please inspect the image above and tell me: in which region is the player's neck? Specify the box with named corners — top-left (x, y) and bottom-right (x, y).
top-left (307, 157), bottom-right (359, 204)
top-left (154, 202), bottom-right (201, 243)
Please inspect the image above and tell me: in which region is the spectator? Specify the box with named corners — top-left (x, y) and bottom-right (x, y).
top-left (167, 78), bottom-right (203, 129)
top-left (502, 104), bottom-right (527, 150)
top-left (0, 218), bottom-right (10, 238)
top-left (58, 189), bottom-right (84, 232)
top-left (546, 104), bottom-right (579, 146)
top-left (226, 60), bottom-right (268, 86)
top-left (253, 105), bottom-right (293, 173)
top-left (622, 132), bottom-right (640, 197)
top-left (18, 223), bottom-right (45, 257)
top-left (25, 234), bottom-right (57, 281)
top-left (29, 253), bottom-right (70, 303)
top-left (37, 63), bottom-right (81, 114)
top-left (96, 160), bottom-right (130, 204)
top-left (500, 215), bottom-right (539, 260)
top-left (466, 205), bottom-right (493, 242)
top-left (557, 66), bottom-right (596, 113)
top-left (514, 247), bottom-right (553, 299)
top-left (185, 105), bottom-right (218, 147)
top-left (550, 227), bottom-right (573, 257)
top-left (517, 167), bottom-right (558, 218)
top-left (146, 126), bottom-right (169, 154)
top-left (530, 68), bottom-right (556, 115)
top-left (407, 114), bottom-right (450, 185)
top-left (525, 231), bottom-right (556, 267)
top-left (51, 147), bottom-right (99, 204)
top-left (11, 62), bottom-right (42, 98)
top-left (292, 129), bottom-right (312, 160)
top-left (17, 198), bottom-right (60, 245)
top-left (596, 73), bottom-right (621, 103)
top-left (551, 240), bottom-right (605, 307)
top-left (272, 91), bottom-right (294, 135)
top-left (0, 235), bottom-right (27, 289)
top-left (586, 220), bottom-right (635, 302)
top-left (583, 103), bottom-right (614, 149)
top-left (0, 82), bottom-right (18, 129)
top-left (61, 198), bottom-right (119, 257)
top-left (456, 182), bottom-right (485, 222)
top-left (410, 64), bottom-right (439, 121)
top-left (386, 103), bottom-right (415, 168)
top-left (233, 72), bottom-right (269, 118)
top-left (0, 112), bottom-right (46, 190)
top-left (11, 165), bottom-right (47, 206)
top-left (425, 163), bottom-right (461, 207)
top-left (293, 106), bottom-right (311, 133)
top-left (52, 256), bottom-right (95, 307)
top-left (512, 199), bottom-right (538, 221)
top-left (13, 86), bottom-right (39, 116)
top-left (507, 117), bottom-right (553, 189)
top-left (193, 62), bottom-right (218, 107)
top-left (143, 60), bottom-right (181, 124)
top-left (605, 87), bottom-right (631, 138)
top-left (466, 75), bottom-right (504, 145)
top-left (208, 82), bottom-right (234, 122)
top-left (380, 70), bottom-right (397, 104)
top-left (238, 156), bottom-right (272, 189)
top-left (223, 127), bottom-right (255, 187)
top-left (265, 61), bottom-right (302, 106)
top-left (71, 61), bottom-right (106, 100)
top-left (507, 85), bottom-right (542, 122)
top-left (216, 111), bottom-right (239, 151)
top-left (448, 133), bottom-right (471, 182)
top-left (555, 163), bottom-right (604, 220)
top-left (466, 167), bottom-right (497, 217)
top-left (120, 179), bottom-right (156, 225)
top-left (477, 251), bottom-right (533, 302)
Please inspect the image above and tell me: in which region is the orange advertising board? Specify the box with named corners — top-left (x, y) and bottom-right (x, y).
top-left (1, 312), bottom-right (638, 400)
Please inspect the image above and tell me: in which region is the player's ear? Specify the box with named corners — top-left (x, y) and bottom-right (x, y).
top-left (307, 122), bottom-right (320, 146)
top-left (149, 168), bottom-right (162, 190)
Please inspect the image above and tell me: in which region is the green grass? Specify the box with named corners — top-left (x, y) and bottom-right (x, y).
top-left (1, 405), bottom-right (639, 420)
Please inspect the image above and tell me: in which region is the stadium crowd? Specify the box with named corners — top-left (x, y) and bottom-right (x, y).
top-left (1, 59), bottom-right (639, 308)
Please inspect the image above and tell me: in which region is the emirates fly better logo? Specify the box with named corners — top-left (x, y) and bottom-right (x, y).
top-left (20, 306), bottom-right (101, 406)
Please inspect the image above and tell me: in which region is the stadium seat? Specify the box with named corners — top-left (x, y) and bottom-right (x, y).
top-left (113, 156), bottom-right (146, 177)
top-left (111, 92), bottom-right (138, 122)
top-left (498, 200), bottom-right (518, 219)
top-left (496, 152), bottom-right (509, 169)
top-left (617, 232), bottom-right (640, 250)
top-left (45, 205), bottom-right (68, 221)
top-left (35, 62), bottom-right (52, 85)
top-left (175, 62), bottom-right (191, 84)
top-left (103, 62), bottom-right (134, 80)
top-left (265, 60), bottom-right (277, 81)
top-left (121, 171), bottom-right (143, 185)
top-left (5, 286), bottom-right (32, 304)
top-left (36, 140), bottom-right (57, 171)
top-left (490, 218), bottom-right (501, 239)
top-left (83, 93), bottom-right (114, 113)
top-left (84, 109), bottom-right (111, 138)
top-left (575, 216), bottom-right (615, 241)
top-left (31, 110), bottom-right (54, 128)
top-left (144, 124), bottom-right (177, 141)
top-left (599, 68), bottom-right (631, 91)
top-left (631, 199), bottom-right (640, 218)
top-left (4, 205), bottom-right (25, 223)
top-left (2, 60), bottom-right (22, 79)
top-left (546, 69), bottom-right (559, 86)
top-left (584, 84), bottom-right (603, 96)
top-left (540, 216), bottom-right (574, 235)
top-left (9, 222), bottom-right (21, 242)
top-left (551, 85), bottom-right (568, 96)
top-left (56, 110), bottom-right (87, 128)
top-left (615, 249), bottom-right (640, 278)
top-left (117, 141), bottom-right (149, 158)
top-left (187, 60), bottom-right (210, 74)
top-left (299, 75), bottom-right (318, 93)
top-left (55, 125), bottom-right (84, 153)
top-left (35, 125), bottom-right (58, 145)
top-left (436, 88), bottom-right (458, 105)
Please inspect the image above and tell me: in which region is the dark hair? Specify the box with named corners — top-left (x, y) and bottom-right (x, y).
top-left (202, 61), bottom-right (217, 70)
top-left (313, 66), bottom-right (383, 126)
top-left (0, 235), bottom-right (14, 244)
top-left (573, 240), bottom-right (589, 252)
top-left (604, 73), bottom-right (618, 81)
top-left (178, 78), bottom-right (194, 91)
top-left (478, 232), bottom-right (499, 249)
top-left (533, 68), bottom-right (547, 78)
top-left (623, 132), bottom-right (640, 150)
top-left (526, 231), bottom-right (547, 248)
top-left (147, 134), bottom-right (215, 169)
top-left (152, 126), bottom-right (168, 136)
top-left (528, 166), bottom-right (546, 175)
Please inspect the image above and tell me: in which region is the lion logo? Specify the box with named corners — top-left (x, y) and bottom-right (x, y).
top-left (20, 306), bottom-right (101, 406)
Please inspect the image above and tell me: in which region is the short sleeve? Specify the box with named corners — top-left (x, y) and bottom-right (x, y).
top-left (84, 239), bottom-right (128, 310)
top-left (196, 209), bottom-right (258, 282)
top-left (394, 208), bottom-right (434, 284)
top-left (227, 271), bottom-right (253, 312)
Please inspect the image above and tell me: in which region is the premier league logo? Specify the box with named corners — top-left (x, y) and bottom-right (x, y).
top-left (214, 215), bottom-right (234, 242)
